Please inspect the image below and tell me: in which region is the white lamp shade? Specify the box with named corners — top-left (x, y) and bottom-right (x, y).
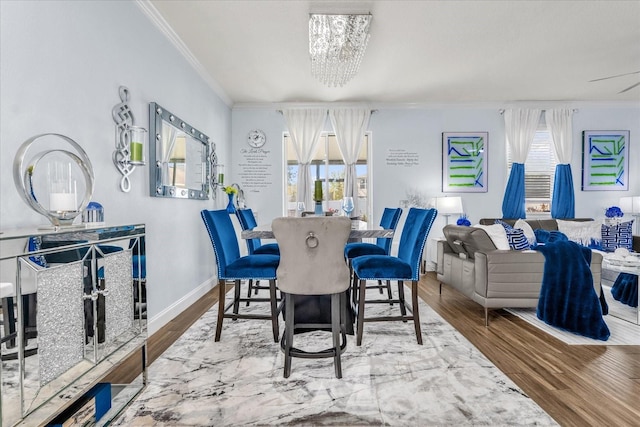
top-left (434, 196), bottom-right (463, 215)
top-left (619, 196), bottom-right (640, 214)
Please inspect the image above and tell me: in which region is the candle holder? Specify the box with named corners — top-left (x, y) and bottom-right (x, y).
top-left (13, 133), bottom-right (94, 227)
top-left (128, 126), bottom-right (147, 165)
top-left (112, 86), bottom-right (147, 192)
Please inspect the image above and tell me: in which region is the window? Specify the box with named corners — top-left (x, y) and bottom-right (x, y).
top-left (507, 115), bottom-right (557, 213)
top-left (284, 133), bottom-right (370, 220)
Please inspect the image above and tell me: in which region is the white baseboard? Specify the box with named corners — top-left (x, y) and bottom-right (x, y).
top-left (147, 276), bottom-right (216, 335)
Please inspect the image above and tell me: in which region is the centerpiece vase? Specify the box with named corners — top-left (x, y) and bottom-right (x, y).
top-left (313, 180), bottom-right (323, 216)
top-left (226, 193), bottom-right (236, 214)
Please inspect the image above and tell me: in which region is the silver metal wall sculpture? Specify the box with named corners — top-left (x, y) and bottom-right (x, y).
top-left (112, 86), bottom-right (147, 192)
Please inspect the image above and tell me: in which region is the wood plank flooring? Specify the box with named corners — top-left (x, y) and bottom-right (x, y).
top-left (107, 275), bottom-right (639, 426)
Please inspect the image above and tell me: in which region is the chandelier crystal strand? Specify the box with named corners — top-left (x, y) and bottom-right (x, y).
top-left (309, 14), bottom-right (371, 87)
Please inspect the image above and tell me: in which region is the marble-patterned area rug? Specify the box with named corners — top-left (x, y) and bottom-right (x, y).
top-left (114, 285), bottom-right (557, 426)
top-left (506, 308), bottom-right (640, 345)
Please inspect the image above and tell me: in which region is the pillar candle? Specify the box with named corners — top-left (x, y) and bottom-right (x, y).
top-left (50, 193), bottom-right (77, 211)
top-left (130, 141), bottom-right (143, 163)
top-left (129, 127), bottom-right (147, 164)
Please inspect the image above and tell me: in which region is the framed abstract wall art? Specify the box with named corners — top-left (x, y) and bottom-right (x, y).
top-left (442, 132), bottom-right (488, 193)
top-left (581, 130), bottom-right (630, 191)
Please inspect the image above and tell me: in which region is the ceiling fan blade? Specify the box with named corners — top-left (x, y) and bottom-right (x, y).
top-left (589, 70), bottom-right (640, 82)
top-left (618, 81), bottom-right (640, 93)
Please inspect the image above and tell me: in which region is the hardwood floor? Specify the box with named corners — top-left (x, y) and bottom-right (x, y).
top-left (108, 275), bottom-right (639, 426)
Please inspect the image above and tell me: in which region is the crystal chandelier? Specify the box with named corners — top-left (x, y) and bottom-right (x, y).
top-left (309, 14), bottom-right (372, 87)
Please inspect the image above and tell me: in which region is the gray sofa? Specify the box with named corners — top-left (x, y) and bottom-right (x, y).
top-left (436, 218), bottom-right (603, 325)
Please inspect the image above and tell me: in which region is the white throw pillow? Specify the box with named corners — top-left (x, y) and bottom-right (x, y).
top-left (556, 219), bottom-right (602, 246)
top-left (514, 219), bottom-right (537, 246)
top-left (473, 224), bottom-right (510, 250)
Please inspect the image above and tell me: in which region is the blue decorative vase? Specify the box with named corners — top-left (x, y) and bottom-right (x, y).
top-left (314, 201), bottom-right (323, 216)
top-left (226, 193), bottom-right (236, 214)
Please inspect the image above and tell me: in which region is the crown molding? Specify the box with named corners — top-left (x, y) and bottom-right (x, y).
top-left (135, 0), bottom-right (233, 107)
top-left (232, 100), bottom-right (640, 111)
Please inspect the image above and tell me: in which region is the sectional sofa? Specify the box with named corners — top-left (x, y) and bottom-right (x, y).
top-left (436, 218), bottom-right (604, 325)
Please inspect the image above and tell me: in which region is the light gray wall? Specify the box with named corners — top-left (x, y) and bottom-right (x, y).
top-left (232, 103), bottom-right (640, 263)
top-left (1, 0), bottom-right (231, 333)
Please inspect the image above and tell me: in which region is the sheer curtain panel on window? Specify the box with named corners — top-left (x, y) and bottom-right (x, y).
top-left (547, 109), bottom-right (575, 219)
top-left (502, 108), bottom-right (542, 219)
top-left (329, 108), bottom-right (371, 217)
top-left (282, 109), bottom-right (328, 209)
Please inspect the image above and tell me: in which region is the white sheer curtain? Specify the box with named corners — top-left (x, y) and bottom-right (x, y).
top-left (329, 108), bottom-right (371, 217)
top-left (282, 108), bottom-right (327, 210)
top-left (504, 108), bottom-right (542, 163)
top-left (545, 109), bottom-right (573, 163)
top-left (502, 108), bottom-right (542, 218)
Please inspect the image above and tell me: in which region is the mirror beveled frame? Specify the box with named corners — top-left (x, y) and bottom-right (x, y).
top-left (149, 102), bottom-right (211, 200)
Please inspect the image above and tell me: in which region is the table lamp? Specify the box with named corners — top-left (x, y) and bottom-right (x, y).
top-left (619, 196), bottom-right (640, 235)
top-left (434, 196), bottom-right (464, 225)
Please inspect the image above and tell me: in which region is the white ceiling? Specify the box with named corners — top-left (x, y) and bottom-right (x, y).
top-left (144, 0), bottom-right (640, 107)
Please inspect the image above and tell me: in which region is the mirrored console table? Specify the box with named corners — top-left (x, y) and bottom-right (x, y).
top-left (0, 223), bottom-right (147, 426)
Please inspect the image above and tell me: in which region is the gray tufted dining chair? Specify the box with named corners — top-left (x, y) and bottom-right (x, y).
top-left (272, 216), bottom-right (352, 378)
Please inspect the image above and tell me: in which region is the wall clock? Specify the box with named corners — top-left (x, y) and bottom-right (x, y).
top-left (247, 129), bottom-right (266, 148)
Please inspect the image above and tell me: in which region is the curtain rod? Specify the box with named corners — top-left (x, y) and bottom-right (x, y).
top-left (276, 109), bottom-right (378, 114)
top-left (498, 108), bottom-right (579, 115)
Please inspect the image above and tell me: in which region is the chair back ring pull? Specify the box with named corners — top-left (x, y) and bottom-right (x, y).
top-left (305, 232), bottom-right (319, 248)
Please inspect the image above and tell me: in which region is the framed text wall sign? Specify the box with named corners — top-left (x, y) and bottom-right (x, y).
top-left (582, 130), bottom-right (630, 191)
top-left (442, 132), bottom-right (488, 193)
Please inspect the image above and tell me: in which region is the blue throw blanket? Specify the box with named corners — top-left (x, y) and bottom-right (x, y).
top-left (533, 229), bottom-right (568, 244)
top-left (535, 240), bottom-right (610, 341)
top-left (611, 273), bottom-right (638, 308)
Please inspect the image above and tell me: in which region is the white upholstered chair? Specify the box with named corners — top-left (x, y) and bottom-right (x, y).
top-left (272, 216), bottom-right (351, 378)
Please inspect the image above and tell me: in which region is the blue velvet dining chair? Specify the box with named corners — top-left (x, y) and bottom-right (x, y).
top-left (236, 208), bottom-right (280, 256)
top-left (236, 208), bottom-right (280, 305)
top-left (201, 209), bottom-right (281, 342)
top-left (344, 207), bottom-right (402, 304)
top-left (351, 207), bottom-right (437, 346)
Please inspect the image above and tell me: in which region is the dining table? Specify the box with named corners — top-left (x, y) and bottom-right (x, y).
top-left (240, 219), bottom-right (394, 240)
top-left (240, 218), bottom-right (395, 335)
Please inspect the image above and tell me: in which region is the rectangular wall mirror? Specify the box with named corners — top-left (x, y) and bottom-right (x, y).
top-left (149, 102), bottom-right (211, 200)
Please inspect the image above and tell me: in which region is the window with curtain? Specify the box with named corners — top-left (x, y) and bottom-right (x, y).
top-left (285, 132), bottom-right (370, 219)
top-left (507, 115), bottom-right (557, 213)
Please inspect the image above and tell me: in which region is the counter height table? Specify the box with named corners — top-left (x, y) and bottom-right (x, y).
top-left (241, 220), bottom-right (394, 240)
top-left (240, 219), bottom-right (395, 336)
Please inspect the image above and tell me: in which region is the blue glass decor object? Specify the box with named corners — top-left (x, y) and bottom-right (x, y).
top-left (226, 193), bottom-right (236, 214)
top-left (314, 201), bottom-right (323, 216)
top-left (456, 214), bottom-right (471, 226)
top-left (83, 201), bottom-right (104, 224)
top-left (605, 206), bottom-right (623, 218)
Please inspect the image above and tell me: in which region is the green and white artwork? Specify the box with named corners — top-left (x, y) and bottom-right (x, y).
top-left (442, 132), bottom-right (488, 193)
top-left (582, 130), bottom-right (629, 191)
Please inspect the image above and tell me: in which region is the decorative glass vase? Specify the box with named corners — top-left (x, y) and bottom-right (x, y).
top-left (226, 193), bottom-right (236, 214)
